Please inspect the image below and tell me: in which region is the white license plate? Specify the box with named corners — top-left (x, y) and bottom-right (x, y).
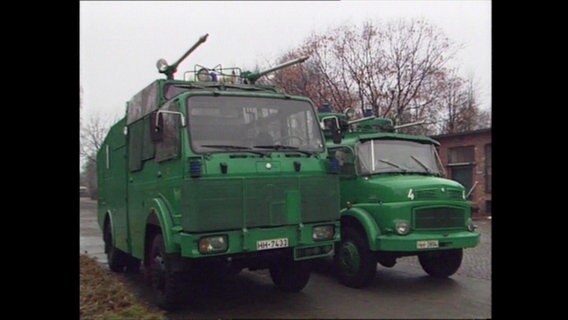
top-left (257, 238), bottom-right (289, 251)
top-left (417, 240), bottom-right (439, 249)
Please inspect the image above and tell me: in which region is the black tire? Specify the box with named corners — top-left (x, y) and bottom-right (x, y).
top-left (418, 248), bottom-right (463, 278)
top-left (103, 222), bottom-right (141, 273)
top-left (148, 233), bottom-right (183, 311)
top-left (334, 227), bottom-right (377, 288)
top-left (104, 222), bottom-right (127, 272)
top-left (125, 256), bottom-right (141, 274)
top-left (269, 260), bottom-right (311, 292)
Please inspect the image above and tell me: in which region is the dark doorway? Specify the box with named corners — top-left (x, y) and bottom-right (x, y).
top-left (451, 165), bottom-right (474, 199)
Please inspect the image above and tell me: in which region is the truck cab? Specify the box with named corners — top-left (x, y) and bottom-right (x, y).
top-left (318, 109), bottom-right (479, 288)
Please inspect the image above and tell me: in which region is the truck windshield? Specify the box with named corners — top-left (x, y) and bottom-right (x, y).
top-left (356, 139), bottom-right (443, 175)
top-left (187, 96), bottom-right (324, 154)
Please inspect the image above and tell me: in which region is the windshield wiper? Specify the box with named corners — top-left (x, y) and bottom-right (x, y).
top-left (410, 155), bottom-right (432, 174)
top-left (378, 159), bottom-right (408, 172)
top-left (253, 144), bottom-right (314, 156)
top-left (199, 144), bottom-right (267, 156)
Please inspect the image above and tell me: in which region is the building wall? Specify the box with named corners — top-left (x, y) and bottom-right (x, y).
top-left (433, 130), bottom-right (492, 218)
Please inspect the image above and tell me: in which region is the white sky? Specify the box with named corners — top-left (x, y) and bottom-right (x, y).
top-left (80, 1), bottom-right (491, 120)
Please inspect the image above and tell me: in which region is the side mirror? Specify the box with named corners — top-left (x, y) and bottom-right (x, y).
top-left (330, 120), bottom-right (342, 144)
top-left (320, 116), bottom-right (343, 144)
top-left (150, 109), bottom-right (187, 143)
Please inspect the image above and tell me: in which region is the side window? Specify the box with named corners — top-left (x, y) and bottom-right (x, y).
top-left (141, 117), bottom-right (155, 161)
top-left (448, 146), bottom-right (475, 164)
top-left (128, 116), bottom-right (156, 172)
top-left (155, 102), bottom-right (181, 162)
top-left (330, 147), bottom-right (356, 176)
top-left (128, 120), bottom-right (144, 172)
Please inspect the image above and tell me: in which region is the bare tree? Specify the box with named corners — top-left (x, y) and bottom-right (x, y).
top-left (80, 114), bottom-right (115, 199)
top-left (269, 19), bottom-right (459, 128)
top-left (378, 19), bottom-right (456, 128)
top-left (476, 108), bottom-right (491, 129)
top-left (437, 71), bottom-right (467, 134)
top-left (270, 35), bottom-right (357, 112)
top-left (332, 22), bottom-right (385, 114)
top-left (80, 114), bottom-right (115, 162)
top-left (437, 73), bottom-right (489, 134)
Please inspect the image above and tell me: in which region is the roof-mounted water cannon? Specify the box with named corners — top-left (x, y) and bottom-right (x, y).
top-left (156, 33), bottom-right (209, 80)
top-left (347, 116), bottom-right (377, 125)
top-left (343, 108), bottom-right (356, 120)
top-left (241, 56), bottom-right (309, 84)
top-left (394, 120), bottom-right (426, 130)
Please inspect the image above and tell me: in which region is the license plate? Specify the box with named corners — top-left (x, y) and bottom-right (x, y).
top-left (417, 240), bottom-right (439, 249)
top-left (257, 238), bottom-right (289, 251)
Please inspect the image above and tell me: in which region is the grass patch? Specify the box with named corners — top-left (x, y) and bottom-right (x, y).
top-left (80, 254), bottom-right (166, 320)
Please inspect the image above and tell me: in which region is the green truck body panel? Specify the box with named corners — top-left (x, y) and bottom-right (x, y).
top-left (319, 112), bottom-right (480, 253)
top-left (97, 76), bottom-right (341, 265)
top-left (97, 118), bottom-right (129, 251)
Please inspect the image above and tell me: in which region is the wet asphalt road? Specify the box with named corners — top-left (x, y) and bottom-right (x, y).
top-left (80, 198), bottom-right (491, 319)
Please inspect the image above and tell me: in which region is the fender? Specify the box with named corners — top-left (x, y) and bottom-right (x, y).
top-left (147, 197), bottom-right (179, 253)
top-left (341, 207), bottom-right (381, 250)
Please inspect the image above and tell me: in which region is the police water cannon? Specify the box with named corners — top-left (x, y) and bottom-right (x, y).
top-left (394, 120), bottom-right (426, 130)
top-left (156, 33), bottom-right (209, 80)
top-left (241, 56), bottom-right (309, 84)
top-left (347, 116), bottom-right (377, 126)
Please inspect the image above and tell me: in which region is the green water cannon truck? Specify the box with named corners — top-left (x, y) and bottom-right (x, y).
top-left (97, 34), bottom-right (340, 309)
top-left (318, 107), bottom-right (479, 288)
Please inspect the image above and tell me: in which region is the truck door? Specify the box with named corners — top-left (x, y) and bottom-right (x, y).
top-left (103, 138), bottom-right (129, 252)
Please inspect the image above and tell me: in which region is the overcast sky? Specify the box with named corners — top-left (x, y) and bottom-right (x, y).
top-left (80, 1), bottom-right (491, 121)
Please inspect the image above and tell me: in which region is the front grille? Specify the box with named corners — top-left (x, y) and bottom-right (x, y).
top-left (182, 176), bottom-right (340, 232)
top-left (414, 207), bottom-right (465, 229)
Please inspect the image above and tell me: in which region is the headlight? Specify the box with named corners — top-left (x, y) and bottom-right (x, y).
top-left (313, 225), bottom-right (334, 241)
top-left (467, 219), bottom-right (477, 232)
top-left (199, 235), bottom-right (228, 254)
top-left (156, 58), bottom-right (169, 72)
top-left (395, 221), bottom-right (410, 235)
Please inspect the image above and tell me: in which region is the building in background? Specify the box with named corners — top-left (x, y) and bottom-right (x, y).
top-left (431, 128), bottom-right (491, 218)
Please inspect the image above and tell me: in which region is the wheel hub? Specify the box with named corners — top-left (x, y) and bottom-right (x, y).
top-left (338, 241), bottom-right (361, 276)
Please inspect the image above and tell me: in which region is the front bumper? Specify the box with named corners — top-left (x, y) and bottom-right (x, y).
top-left (177, 221), bottom-right (340, 261)
top-left (374, 230), bottom-right (480, 252)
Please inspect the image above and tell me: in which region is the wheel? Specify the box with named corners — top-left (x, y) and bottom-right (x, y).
top-left (274, 135), bottom-right (304, 145)
top-left (125, 256), bottom-right (141, 274)
top-left (418, 249), bottom-right (463, 278)
top-left (103, 222), bottom-right (141, 273)
top-left (334, 227), bottom-right (377, 288)
top-left (148, 233), bottom-right (183, 310)
top-left (269, 260), bottom-right (311, 292)
top-left (104, 222), bottom-right (127, 272)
